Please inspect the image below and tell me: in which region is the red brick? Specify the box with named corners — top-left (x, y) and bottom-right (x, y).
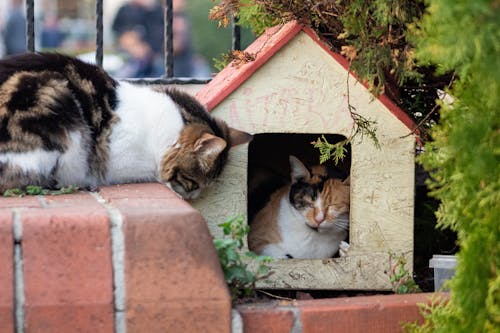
top-left (24, 305), bottom-right (113, 333)
top-left (114, 193), bottom-right (231, 333)
top-left (127, 300), bottom-right (229, 332)
top-left (298, 293), bottom-right (441, 333)
top-left (236, 302), bottom-right (296, 333)
top-left (0, 211), bottom-right (14, 333)
top-left (21, 206), bottom-right (114, 333)
top-left (43, 192), bottom-right (101, 208)
top-left (99, 182), bottom-right (180, 200)
top-left (0, 196), bottom-right (42, 209)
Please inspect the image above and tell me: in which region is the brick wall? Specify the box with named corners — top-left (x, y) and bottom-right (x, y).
top-left (0, 183), bottom-right (231, 333)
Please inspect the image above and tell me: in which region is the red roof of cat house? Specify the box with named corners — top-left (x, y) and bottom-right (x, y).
top-left (195, 20), bottom-right (415, 132)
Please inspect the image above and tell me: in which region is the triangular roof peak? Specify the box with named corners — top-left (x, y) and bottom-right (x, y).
top-left (196, 20), bottom-right (415, 131)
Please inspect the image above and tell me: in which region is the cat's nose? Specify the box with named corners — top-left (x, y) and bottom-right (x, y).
top-left (314, 211), bottom-right (325, 224)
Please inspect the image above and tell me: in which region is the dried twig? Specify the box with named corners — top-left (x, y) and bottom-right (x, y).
top-left (257, 290), bottom-right (294, 301)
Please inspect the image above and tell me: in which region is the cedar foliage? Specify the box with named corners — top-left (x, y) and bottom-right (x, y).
top-left (210, 0), bottom-right (424, 97)
top-left (209, 0), bottom-right (451, 141)
top-left (407, 0), bottom-right (500, 331)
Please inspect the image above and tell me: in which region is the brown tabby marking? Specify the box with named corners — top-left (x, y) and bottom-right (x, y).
top-left (160, 123), bottom-right (228, 196)
top-left (1, 71), bottom-right (73, 152)
top-left (157, 88), bottom-right (251, 198)
top-left (0, 53), bottom-right (118, 183)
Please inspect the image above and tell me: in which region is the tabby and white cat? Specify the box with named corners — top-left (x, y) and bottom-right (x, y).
top-left (248, 156), bottom-right (350, 259)
top-left (0, 52), bottom-right (251, 198)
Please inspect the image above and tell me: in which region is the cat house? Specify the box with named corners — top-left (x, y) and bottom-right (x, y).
top-left (193, 21), bottom-right (416, 290)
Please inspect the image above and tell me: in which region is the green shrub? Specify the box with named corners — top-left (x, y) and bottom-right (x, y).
top-left (210, 0), bottom-right (424, 95)
top-left (388, 252), bottom-right (421, 294)
top-left (213, 215), bottom-right (272, 300)
top-left (407, 0), bottom-right (500, 331)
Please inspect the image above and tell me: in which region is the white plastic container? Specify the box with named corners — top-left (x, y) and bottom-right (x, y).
top-left (429, 255), bottom-right (457, 291)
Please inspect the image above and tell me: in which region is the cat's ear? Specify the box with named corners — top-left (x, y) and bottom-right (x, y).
top-left (194, 133), bottom-right (227, 160)
top-left (289, 155), bottom-right (310, 181)
top-left (229, 127), bottom-right (253, 147)
top-left (343, 176), bottom-right (350, 185)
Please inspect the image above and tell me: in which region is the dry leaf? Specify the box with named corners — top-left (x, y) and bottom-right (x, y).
top-left (341, 45), bottom-right (357, 61)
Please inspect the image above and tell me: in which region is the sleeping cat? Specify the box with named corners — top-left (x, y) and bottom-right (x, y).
top-left (0, 52), bottom-right (251, 198)
top-left (248, 155), bottom-right (350, 259)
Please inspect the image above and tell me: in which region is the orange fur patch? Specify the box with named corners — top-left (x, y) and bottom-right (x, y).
top-left (248, 186), bottom-right (289, 253)
top-left (322, 178), bottom-right (350, 221)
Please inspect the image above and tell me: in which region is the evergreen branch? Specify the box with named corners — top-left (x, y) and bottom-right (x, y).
top-left (346, 64), bottom-right (380, 149)
top-left (311, 135), bottom-right (349, 165)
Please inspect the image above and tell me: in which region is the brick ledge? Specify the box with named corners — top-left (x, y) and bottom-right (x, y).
top-left (234, 292), bottom-right (448, 333)
top-left (0, 183), bottom-right (231, 333)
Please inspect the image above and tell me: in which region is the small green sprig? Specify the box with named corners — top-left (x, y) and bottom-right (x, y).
top-left (214, 215), bottom-right (273, 300)
top-left (3, 185), bottom-right (79, 197)
top-left (388, 252), bottom-right (421, 294)
top-left (311, 135), bottom-right (349, 165)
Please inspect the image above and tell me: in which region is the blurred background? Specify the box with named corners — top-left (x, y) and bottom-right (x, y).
top-left (0, 0), bottom-right (255, 78)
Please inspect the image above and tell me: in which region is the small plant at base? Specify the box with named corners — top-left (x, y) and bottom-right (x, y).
top-left (214, 215), bottom-right (273, 300)
top-left (3, 185), bottom-right (79, 197)
top-left (387, 252), bottom-right (421, 294)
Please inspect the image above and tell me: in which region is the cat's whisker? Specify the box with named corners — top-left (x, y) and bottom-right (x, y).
top-left (333, 223), bottom-right (349, 231)
top-left (330, 217), bottom-right (350, 230)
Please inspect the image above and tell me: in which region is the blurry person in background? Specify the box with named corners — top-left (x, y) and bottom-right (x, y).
top-left (112, 0), bottom-right (163, 77)
top-left (3, 0), bottom-right (26, 55)
top-left (111, 0), bottom-right (209, 78)
top-left (41, 12), bottom-right (65, 50)
top-left (172, 12), bottom-right (210, 78)
top-left (112, 0), bottom-right (163, 54)
top-left (113, 29), bottom-right (156, 77)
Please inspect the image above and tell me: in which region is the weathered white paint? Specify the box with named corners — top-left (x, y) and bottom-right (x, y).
top-left (192, 31), bottom-right (414, 290)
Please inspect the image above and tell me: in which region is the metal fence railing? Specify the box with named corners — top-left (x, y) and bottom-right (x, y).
top-left (24, 0), bottom-right (241, 85)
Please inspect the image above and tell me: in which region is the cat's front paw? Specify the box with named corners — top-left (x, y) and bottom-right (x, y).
top-left (339, 241), bottom-right (350, 257)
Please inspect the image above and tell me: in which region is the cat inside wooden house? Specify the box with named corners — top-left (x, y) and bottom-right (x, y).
top-left (0, 52), bottom-right (252, 198)
top-left (247, 134), bottom-right (351, 259)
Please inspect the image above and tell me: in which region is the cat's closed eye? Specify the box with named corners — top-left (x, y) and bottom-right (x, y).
top-left (177, 173), bottom-right (199, 191)
top-left (174, 173), bottom-right (201, 193)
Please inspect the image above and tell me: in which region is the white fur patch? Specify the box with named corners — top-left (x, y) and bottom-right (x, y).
top-left (0, 149), bottom-right (59, 176)
top-left (55, 131), bottom-right (95, 187)
top-left (313, 196), bottom-right (324, 223)
top-left (105, 82), bottom-right (185, 184)
top-left (339, 241), bottom-right (350, 257)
